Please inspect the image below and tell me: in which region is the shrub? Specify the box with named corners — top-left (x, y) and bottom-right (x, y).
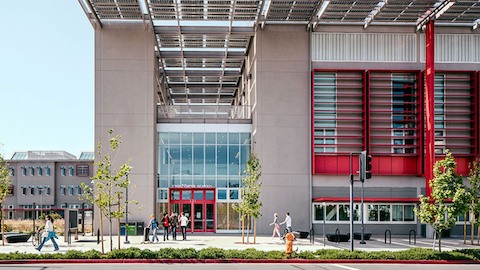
top-left (197, 247), bottom-right (226, 259)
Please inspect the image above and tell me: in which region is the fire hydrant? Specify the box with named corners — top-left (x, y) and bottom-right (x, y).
top-left (285, 232), bottom-right (295, 256)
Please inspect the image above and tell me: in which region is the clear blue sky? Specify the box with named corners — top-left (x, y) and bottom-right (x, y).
top-left (0, 1), bottom-right (94, 159)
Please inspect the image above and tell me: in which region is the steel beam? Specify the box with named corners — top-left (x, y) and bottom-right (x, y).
top-left (425, 20), bottom-right (435, 198)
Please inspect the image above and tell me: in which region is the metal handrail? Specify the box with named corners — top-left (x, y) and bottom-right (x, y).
top-left (385, 229), bottom-right (391, 244)
top-left (157, 105), bottom-right (251, 120)
top-left (409, 229), bottom-right (416, 245)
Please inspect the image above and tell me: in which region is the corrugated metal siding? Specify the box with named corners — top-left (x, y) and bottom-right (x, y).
top-left (420, 34), bottom-right (480, 63)
top-left (312, 33), bottom-right (417, 62)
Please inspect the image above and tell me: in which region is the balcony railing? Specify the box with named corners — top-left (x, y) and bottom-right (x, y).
top-left (158, 105), bottom-right (251, 121)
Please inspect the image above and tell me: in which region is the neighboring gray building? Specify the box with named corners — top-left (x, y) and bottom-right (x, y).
top-left (77, 1), bottom-right (480, 236)
top-left (6, 151), bottom-right (93, 219)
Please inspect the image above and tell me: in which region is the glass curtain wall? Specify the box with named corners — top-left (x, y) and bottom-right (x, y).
top-left (158, 131), bottom-right (251, 231)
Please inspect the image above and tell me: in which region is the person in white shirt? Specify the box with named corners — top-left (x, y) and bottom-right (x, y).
top-left (35, 215), bottom-right (59, 251)
top-left (179, 212), bottom-right (189, 240)
top-left (279, 212), bottom-right (292, 233)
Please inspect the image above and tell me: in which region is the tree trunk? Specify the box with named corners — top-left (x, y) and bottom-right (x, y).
top-left (246, 215), bottom-right (250, 243)
top-left (100, 210), bottom-right (104, 254)
top-left (1, 198), bottom-right (5, 246)
top-left (432, 230), bottom-right (437, 251)
top-left (117, 194), bottom-right (121, 250)
top-left (471, 220), bottom-right (474, 245)
top-left (438, 231), bottom-right (442, 252)
top-left (241, 214), bottom-right (245, 244)
top-left (253, 218), bottom-right (257, 244)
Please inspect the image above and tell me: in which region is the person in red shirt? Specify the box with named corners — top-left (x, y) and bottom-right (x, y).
top-left (162, 213), bottom-right (170, 241)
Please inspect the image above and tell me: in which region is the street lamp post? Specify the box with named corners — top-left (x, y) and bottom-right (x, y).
top-left (124, 174), bottom-right (130, 244)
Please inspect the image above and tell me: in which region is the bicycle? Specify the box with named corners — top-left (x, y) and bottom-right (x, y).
top-left (31, 226), bottom-right (44, 247)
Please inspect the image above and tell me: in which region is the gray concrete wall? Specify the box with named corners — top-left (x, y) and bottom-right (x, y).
top-left (252, 25), bottom-right (311, 234)
top-left (95, 26), bottom-right (156, 232)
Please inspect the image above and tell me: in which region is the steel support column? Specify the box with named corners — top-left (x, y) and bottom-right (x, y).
top-left (425, 20), bottom-right (435, 198)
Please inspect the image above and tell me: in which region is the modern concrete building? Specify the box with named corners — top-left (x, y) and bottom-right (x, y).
top-left (6, 151), bottom-right (93, 219)
top-left (79, 0), bottom-right (480, 236)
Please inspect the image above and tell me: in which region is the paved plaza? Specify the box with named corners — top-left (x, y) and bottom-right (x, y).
top-left (0, 233), bottom-right (478, 254)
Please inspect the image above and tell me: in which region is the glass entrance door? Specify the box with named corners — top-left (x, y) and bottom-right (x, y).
top-left (194, 204), bottom-right (203, 231)
top-left (169, 187), bottom-right (216, 233)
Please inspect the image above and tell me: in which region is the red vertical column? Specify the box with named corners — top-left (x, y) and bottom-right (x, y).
top-left (425, 20), bottom-right (435, 198)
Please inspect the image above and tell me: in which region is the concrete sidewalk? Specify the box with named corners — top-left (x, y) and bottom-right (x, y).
top-left (0, 234), bottom-right (478, 254)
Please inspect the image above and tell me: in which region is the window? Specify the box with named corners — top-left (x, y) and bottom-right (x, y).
top-left (69, 166), bottom-right (74, 176)
top-left (37, 166), bottom-right (43, 176)
top-left (391, 74), bottom-right (416, 154)
top-left (45, 185), bottom-right (51, 195)
top-left (68, 185), bottom-right (74, 195)
top-left (60, 185), bottom-right (66, 195)
top-left (313, 73), bottom-right (337, 153)
top-left (61, 166), bottom-right (66, 176)
top-left (46, 165), bottom-right (51, 176)
top-left (434, 75), bottom-right (446, 154)
top-left (21, 166), bottom-right (26, 176)
top-left (30, 186), bottom-right (35, 195)
top-left (8, 166), bottom-right (14, 176)
top-left (77, 185), bottom-right (82, 195)
top-left (29, 166), bottom-right (34, 176)
top-left (76, 165), bottom-right (89, 177)
top-left (158, 189), bottom-right (168, 201)
top-left (314, 203), bottom-right (415, 223)
top-left (21, 186), bottom-right (27, 195)
top-left (37, 186), bottom-right (43, 195)
top-left (314, 129), bottom-right (336, 153)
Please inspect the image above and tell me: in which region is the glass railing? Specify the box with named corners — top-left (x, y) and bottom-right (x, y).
top-left (158, 105), bottom-right (251, 120)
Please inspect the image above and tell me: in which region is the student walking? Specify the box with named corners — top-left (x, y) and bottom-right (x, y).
top-left (35, 215), bottom-right (59, 251)
top-left (148, 214), bottom-right (159, 243)
top-left (269, 213), bottom-right (281, 238)
top-left (162, 213), bottom-right (170, 241)
top-left (170, 212), bottom-right (178, 240)
top-left (279, 212), bottom-right (292, 233)
top-left (179, 212), bottom-right (189, 240)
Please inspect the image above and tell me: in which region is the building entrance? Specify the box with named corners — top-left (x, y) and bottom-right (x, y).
top-left (169, 187), bottom-right (216, 233)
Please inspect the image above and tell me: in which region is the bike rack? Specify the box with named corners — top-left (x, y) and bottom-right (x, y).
top-left (335, 228), bottom-right (341, 243)
top-left (384, 229), bottom-right (391, 244)
top-left (409, 229), bottom-right (416, 245)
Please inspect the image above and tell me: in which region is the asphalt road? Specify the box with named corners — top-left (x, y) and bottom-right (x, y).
top-left (0, 264), bottom-right (478, 270)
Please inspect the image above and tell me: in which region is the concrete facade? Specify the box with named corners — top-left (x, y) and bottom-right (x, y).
top-left (6, 151), bottom-right (93, 219)
top-left (94, 25), bottom-right (157, 229)
top-left (251, 25), bottom-right (311, 233)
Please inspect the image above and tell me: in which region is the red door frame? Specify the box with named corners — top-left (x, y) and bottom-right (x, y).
top-left (169, 187), bottom-right (216, 233)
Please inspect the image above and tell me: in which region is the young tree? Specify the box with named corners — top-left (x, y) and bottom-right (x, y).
top-left (80, 129), bottom-right (131, 253)
top-left (415, 150), bottom-right (470, 251)
top-left (0, 154), bottom-right (12, 246)
top-left (233, 152), bottom-right (262, 244)
top-left (467, 158), bottom-right (480, 244)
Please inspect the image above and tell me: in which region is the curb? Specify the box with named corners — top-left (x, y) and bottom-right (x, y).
top-left (0, 259), bottom-right (478, 264)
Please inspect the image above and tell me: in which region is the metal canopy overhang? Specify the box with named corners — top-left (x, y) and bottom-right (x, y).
top-left (80, 0), bottom-right (480, 107)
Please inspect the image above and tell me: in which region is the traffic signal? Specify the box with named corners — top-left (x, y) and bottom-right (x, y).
top-left (365, 153), bottom-right (372, 180)
top-left (359, 151), bottom-right (373, 182)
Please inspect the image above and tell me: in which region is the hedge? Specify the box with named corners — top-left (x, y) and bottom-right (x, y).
top-left (0, 247), bottom-right (479, 261)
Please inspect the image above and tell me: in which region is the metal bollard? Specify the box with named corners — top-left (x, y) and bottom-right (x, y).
top-left (384, 229), bottom-right (391, 244)
top-left (409, 229), bottom-right (416, 245)
top-left (97, 228), bottom-right (100, 244)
